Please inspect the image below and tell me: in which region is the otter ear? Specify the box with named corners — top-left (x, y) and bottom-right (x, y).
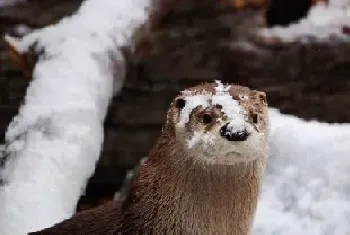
top-left (175, 98), bottom-right (186, 109)
top-left (257, 91), bottom-right (267, 104)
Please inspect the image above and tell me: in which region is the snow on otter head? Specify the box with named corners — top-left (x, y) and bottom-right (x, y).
top-left (167, 80), bottom-right (269, 165)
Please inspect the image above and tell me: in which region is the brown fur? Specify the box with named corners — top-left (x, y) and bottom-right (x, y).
top-left (29, 82), bottom-right (268, 235)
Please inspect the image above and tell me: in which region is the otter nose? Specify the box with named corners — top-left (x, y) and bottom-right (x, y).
top-left (220, 123), bottom-right (250, 142)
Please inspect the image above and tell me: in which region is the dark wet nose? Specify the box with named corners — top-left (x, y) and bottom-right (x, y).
top-left (220, 123), bottom-right (250, 142)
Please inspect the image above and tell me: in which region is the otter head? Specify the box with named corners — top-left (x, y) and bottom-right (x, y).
top-left (167, 81), bottom-right (268, 165)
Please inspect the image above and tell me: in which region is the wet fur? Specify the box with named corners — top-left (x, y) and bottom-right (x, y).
top-left (30, 82), bottom-right (268, 235)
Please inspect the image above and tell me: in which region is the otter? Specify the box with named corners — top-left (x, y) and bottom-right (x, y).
top-left (29, 81), bottom-right (269, 235)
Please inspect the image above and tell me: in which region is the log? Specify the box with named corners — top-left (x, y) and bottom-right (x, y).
top-left (0, 0), bottom-right (151, 234)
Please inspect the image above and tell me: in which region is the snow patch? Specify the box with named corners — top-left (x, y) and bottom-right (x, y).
top-left (212, 81), bottom-right (247, 133)
top-left (260, 1), bottom-right (350, 42)
top-left (178, 95), bottom-right (210, 126)
top-left (212, 101), bottom-right (245, 134)
top-left (254, 108), bottom-right (350, 235)
top-left (178, 80), bottom-right (246, 132)
top-left (214, 80), bottom-right (231, 94)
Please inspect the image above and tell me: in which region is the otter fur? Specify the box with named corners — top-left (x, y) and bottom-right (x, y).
top-left (29, 81), bottom-right (269, 235)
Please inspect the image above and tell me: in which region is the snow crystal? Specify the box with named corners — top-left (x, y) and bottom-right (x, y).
top-left (260, 0), bottom-right (350, 42)
top-left (254, 108), bottom-right (350, 235)
top-left (214, 80), bottom-right (231, 94)
top-left (0, 0), bottom-right (151, 234)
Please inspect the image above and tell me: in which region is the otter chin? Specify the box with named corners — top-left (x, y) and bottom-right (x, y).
top-left (172, 80), bottom-right (268, 165)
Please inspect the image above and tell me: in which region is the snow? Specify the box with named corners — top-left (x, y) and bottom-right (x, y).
top-left (260, 0), bottom-right (350, 42)
top-left (178, 81), bottom-right (249, 148)
top-left (212, 82), bottom-right (246, 134)
top-left (0, 0), bottom-right (151, 234)
top-left (178, 80), bottom-right (246, 133)
top-left (253, 108), bottom-right (350, 235)
top-left (178, 94), bottom-right (210, 126)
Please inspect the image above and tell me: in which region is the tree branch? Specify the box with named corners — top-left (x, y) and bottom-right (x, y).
top-left (0, 0), bottom-right (152, 234)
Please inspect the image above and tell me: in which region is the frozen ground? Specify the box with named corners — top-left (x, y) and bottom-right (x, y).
top-left (254, 108), bottom-right (350, 235)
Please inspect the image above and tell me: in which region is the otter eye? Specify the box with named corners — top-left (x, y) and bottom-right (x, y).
top-left (252, 113), bottom-right (258, 124)
top-left (239, 95), bottom-right (249, 100)
top-left (202, 114), bottom-right (213, 124)
top-left (259, 93), bottom-right (267, 103)
top-left (175, 98), bottom-right (186, 109)
top-left (215, 104), bottom-right (223, 109)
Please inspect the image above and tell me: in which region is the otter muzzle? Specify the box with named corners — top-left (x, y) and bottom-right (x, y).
top-left (220, 123), bottom-right (250, 142)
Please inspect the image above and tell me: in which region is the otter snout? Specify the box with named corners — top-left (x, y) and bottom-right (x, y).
top-left (220, 123), bottom-right (250, 142)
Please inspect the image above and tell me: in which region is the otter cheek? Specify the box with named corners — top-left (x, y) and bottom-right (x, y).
top-left (242, 133), bottom-right (265, 159)
top-left (187, 131), bottom-right (204, 149)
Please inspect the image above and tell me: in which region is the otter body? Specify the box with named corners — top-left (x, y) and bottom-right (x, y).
top-left (30, 81), bottom-right (269, 235)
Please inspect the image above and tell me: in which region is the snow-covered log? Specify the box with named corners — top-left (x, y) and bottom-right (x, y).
top-left (0, 0), bottom-right (152, 234)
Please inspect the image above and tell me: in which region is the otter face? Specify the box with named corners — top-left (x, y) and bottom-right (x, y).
top-left (169, 81), bottom-right (268, 165)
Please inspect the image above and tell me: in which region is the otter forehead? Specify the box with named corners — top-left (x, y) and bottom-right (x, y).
top-left (182, 80), bottom-right (252, 95)
top-left (176, 81), bottom-right (250, 127)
